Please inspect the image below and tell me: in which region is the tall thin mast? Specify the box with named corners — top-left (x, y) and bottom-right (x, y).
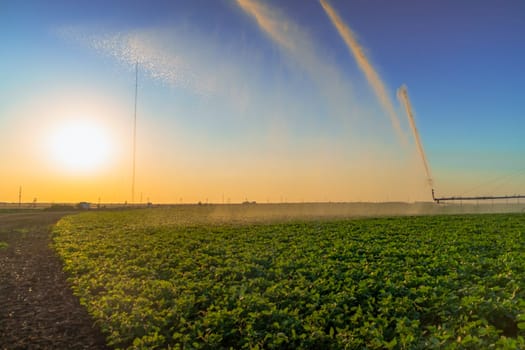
top-left (132, 61), bottom-right (138, 204)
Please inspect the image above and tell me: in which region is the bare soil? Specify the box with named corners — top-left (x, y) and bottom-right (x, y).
top-left (0, 212), bottom-right (108, 349)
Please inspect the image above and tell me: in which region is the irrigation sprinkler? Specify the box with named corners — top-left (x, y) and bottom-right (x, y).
top-left (432, 188), bottom-right (525, 204)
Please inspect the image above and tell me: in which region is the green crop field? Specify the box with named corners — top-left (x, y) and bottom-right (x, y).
top-left (52, 208), bottom-right (525, 349)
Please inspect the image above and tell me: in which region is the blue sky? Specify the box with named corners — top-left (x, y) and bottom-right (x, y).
top-left (1, 0), bottom-right (524, 203)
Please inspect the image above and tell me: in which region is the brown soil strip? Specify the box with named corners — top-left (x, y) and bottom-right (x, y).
top-left (0, 212), bottom-right (109, 349)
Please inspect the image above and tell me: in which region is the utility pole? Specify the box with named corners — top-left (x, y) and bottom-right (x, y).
top-left (132, 61), bottom-right (138, 203)
top-left (18, 186), bottom-right (22, 207)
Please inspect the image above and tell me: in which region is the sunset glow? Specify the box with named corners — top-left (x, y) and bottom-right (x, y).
top-left (48, 120), bottom-right (113, 173)
top-left (1, 0), bottom-right (524, 204)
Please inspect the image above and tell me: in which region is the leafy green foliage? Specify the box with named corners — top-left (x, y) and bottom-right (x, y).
top-left (53, 210), bottom-right (525, 349)
top-left (0, 241), bottom-right (8, 249)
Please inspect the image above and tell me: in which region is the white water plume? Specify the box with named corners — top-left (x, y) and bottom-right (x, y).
top-left (235, 0), bottom-right (361, 125)
top-left (319, 0), bottom-right (407, 145)
top-left (91, 31), bottom-right (196, 89)
top-left (397, 85), bottom-right (433, 187)
top-left (58, 26), bottom-right (228, 97)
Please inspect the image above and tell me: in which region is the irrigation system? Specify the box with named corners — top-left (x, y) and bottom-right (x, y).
top-left (396, 85), bottom-right (525, 205)
top-left (431, 189), bottom-right (525, 204)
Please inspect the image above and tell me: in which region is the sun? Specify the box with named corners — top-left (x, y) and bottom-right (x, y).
top-left (50, 120), bottom-right (112, 173)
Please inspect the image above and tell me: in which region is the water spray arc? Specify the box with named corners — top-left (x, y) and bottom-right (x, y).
top-left (319, 0), bottom-right (407, 145)
top-left (397, 85), bottom-right (433, 188)
top-left (395, 85), bottom-right (525, 203)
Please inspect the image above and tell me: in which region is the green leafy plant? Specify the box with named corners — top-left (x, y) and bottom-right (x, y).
top-left (53, 210), bottom-right (525, 349)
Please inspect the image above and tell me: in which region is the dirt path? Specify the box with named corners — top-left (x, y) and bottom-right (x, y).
top-left (0, 212), bottom-right (108, 349)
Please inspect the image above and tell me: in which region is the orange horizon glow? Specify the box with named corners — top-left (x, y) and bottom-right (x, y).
top-left (3, 2), bottom-right (523, 205)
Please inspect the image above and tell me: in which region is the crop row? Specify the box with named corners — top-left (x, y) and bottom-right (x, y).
top-left (53, 210), bottom-right (525, 349)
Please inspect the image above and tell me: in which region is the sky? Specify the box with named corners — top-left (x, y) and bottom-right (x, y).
top-left (1, 0), bottom-right (524, 204)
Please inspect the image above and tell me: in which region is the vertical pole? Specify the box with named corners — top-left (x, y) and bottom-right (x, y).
top-left (132, 61), bottom-right (138, 204)
top-left (18, 186), bottom-right (22, 207)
